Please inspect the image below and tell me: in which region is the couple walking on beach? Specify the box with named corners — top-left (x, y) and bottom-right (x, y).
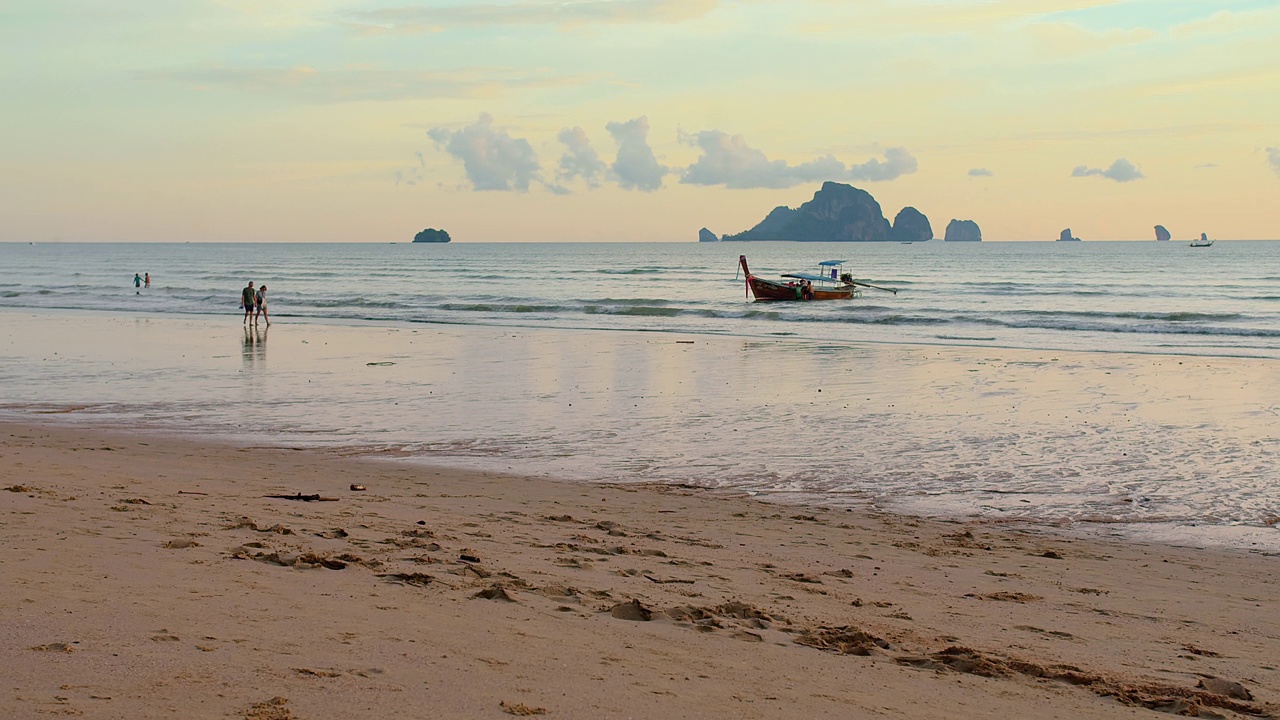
top-left (241, 281), bottom-right (270, 325)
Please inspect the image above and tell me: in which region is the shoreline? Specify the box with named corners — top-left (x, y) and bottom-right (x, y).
top-left (3, 307), bottom-right (1280, 553)
top-left (2, 421), bottom-right (1277, 718)
top-left (6, 304), bottom-right (1280, 363)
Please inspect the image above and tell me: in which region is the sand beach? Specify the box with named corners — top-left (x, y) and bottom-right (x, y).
top-left (3, 421), bottom-right (1278, 719)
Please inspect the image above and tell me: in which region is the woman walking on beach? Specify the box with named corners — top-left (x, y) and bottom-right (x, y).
top-left (241, 281), bottom-right (256, 323)
top-left (254, 284), bottom-right (269, 326)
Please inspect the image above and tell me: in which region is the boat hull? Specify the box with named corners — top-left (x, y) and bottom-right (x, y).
top-left (745, 275), bottom-right (857, 301)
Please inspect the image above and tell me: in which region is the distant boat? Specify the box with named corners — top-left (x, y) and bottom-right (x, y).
top-left (1190, 233), bottom-right (1213, 248)
top-left (737, 256), bottom-right (897, 301)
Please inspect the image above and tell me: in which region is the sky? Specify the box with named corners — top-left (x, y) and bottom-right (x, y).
top-left (2, 0), bottom-right (1278, 242)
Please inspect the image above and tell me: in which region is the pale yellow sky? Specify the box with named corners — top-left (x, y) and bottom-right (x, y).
top-left (1, 0), bottom-right (1277, 242)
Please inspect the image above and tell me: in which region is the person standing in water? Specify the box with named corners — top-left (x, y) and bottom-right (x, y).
top-left (254, 284), bottom-right (269, 326)
top-left (241, 281), bottom-right (256, 323)
top-left (134, 273), bottom-right (142, 294)
top-left (144, 273), bottom-right (151, 288)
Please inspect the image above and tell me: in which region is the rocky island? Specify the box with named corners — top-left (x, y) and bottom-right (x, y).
top-left (1154, 225), bottom-right (1171, 242)
top-left (413, 228), bottom-right (452, 243)
top-left (698, 228), bottom-right (720, 243)
top-left (944, 219), bottom-right (983, 242)
top-left (1058, 228), bottom-right (1081, 241)
top-left (891, 207), bottom-right (933, 242)
top-left (719, 182), bottom-right (899, 242)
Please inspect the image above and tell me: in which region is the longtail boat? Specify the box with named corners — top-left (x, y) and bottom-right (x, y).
top-left (737, 255), bottom-right (897, 301)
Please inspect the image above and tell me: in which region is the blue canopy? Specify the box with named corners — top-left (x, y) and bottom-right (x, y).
top-left (818, 260), bottom-right (847, 266)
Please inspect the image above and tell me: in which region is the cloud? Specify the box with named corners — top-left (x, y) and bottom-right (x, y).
top-left (1071, 158), bottom-right (1145, 182)
top-left (346, 0), bottom-right (719, 33)
top-left (141, 65), bottom-right (587, 102)
top-left (678, 131), bottom-right (917, 188)
top-left (428, 113), bottom-right (542, 192)
top-left (848, 146), bottom-right (918, 181)
top-left (1268, 147), bottom-right (1280, 177)
top-left (606, 116), bottom-right (667, 192)
top-left (679, 131), bottom-right (843, 189)
top-left (968, 168), bottom-right (994, 177)
top-left (395, 151), bottom-right (427, 186)
top-left (555, 126), bottom-right (607, 189)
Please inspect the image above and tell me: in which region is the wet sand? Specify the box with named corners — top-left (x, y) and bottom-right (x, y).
top-left (2, 422), bottom-right (1277, 719)
top-left (5, 308), bottom-right (1280, 546)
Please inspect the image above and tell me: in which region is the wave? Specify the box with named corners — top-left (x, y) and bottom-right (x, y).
top-left (594, 268), bottom-right (667, 275)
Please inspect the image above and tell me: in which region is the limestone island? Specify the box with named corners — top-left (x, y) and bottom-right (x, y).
top-left (413, 228), bottom-right (452, 243)
top-left (1058, 228), bottom-right (1081, 241)
top-left (891, 207), bottom-right (933, 243)
top-left (944, 219), bottom-right (983, 242)
top-left (716, 181), bottom-right (943, 242)
top-left (698, 228), bottom-right (720, 243)
top-left (1154, 225), bottom-right (1171, 242)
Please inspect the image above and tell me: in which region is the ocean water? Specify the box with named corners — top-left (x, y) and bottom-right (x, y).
top-left (4, 240), bottom-right (1280, 358)
top-left (2, 241), bottom-right (1279, 549)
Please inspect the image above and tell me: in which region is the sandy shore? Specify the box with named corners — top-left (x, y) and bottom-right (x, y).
top-left (2, 421), bottom-right (1277, 719)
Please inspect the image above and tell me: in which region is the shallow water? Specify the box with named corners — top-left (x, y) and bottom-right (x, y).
top-left (2, 309), bottom-right (1277, 551)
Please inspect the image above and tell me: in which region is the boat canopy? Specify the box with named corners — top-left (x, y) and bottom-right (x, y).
top-left (781, 272), bottom-right (840, 282)
top-left (818, 260), bottom-right (847, 267)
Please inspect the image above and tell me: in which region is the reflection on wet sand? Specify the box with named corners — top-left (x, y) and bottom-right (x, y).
top-left (242, 325), bottom-right (267, 368)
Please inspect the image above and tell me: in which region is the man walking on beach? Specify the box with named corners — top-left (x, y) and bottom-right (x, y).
top-left (241, 281), bottom-right (256, 323)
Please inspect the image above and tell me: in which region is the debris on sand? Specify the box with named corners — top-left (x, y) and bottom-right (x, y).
top-left (265, 493), bottom-right (338, 502)
top-left (609, 599), bottom-right (652, 621)
top-left (244, 696), bottom-right (296, 720)
top-left (500, 700), bottom-right (548, 716)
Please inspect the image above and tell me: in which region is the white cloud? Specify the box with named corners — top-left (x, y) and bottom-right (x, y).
top-left (346, 0), bottom-right (719, 33)
top-left (427, 113), bottom-right (542, 192)
top-left (678, 130), bottom-right (917, 188)
top-left (1071, 158), bottom-right (1145, 182)
top-left (679, 131), bottom-right (843, 189)
top-left (1267, 147), bottom-right (1280, 177)
top-left (848, 146), bottom-right (918, 181)
top-left (395, 150), bottom-right (427, 186)
top-left (968, 168), bottom-right (994, 177)
top-left (606, 116), bottom-right (667, 192)
top-left (141, 65), bottom-right (586, 102)
top-left (555, 126), bottom-right (607, 189)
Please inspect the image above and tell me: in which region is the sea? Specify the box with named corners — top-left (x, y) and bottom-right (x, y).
top-left (2, 240), bottom-right (1279, 549)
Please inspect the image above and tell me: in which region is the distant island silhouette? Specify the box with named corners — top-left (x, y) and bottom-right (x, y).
top-left (944, 219), bottom-right (982, 242)
top-left (712, 181), bottom-right (963, 242)
top-left (413, 228), bottom-right (451, 243)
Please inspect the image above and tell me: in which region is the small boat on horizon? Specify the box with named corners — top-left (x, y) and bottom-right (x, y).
top-left (1190, 233), bottom-right (1214, 248)
top-left (737, 256), bottom-right (897, 301)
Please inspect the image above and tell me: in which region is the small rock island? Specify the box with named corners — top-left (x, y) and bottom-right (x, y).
top-left (1058, 228), bottom-right (1081, 241)
top-left (1154, 225), bottom-right (1171, 242)
top-left (413, 228), bottom-right (452, 243)
top-left (944, 219), bottom-right (983, 242)
top-left (698, 228), bottom-right (720, 243)
top-left (891, 207), bottom-right (933, 242)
